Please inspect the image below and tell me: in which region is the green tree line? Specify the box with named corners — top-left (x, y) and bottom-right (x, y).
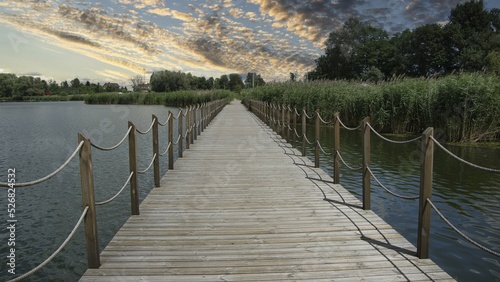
top-left (310, 0), bottom-right (500, 82)
top-left (150, 70), bottom-right (265, 93)
top-left (0, 74), bottom-right (127, 98)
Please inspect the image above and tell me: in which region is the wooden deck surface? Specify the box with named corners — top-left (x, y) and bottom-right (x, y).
top-left (81, 100), bottom-right (454, 281)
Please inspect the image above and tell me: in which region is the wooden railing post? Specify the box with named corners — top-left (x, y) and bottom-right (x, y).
top-left (78, 133), bottom-right (101, 268)
top-left (301, 107), bottom-right (306, 157)
top-left (281, 104), bottom-right (285, 137)
top-left (315, 110), bottom-right (320, 168)
top-left (287, 106), bottom-right (291, 142)
top-left (263, 102), bottom-right (269, 125)
top-left (178, 109), bottom-right (183, 158)
top-left (190, 106), bottom-right (194, 145)
top-left (292, 107), bottom-right (297, 148)
top-left (417, 127), bottom-right (434, 259)
top-left (362, 117), bottom-right (371, 210)
top-left (168, 111), bottom-right (174, 170)
top-left (193, 105), bottom-right (198, 140)
top-left (185, 106), bottom-right (190, 149)
top-left (201, 103), bottom-right (205, 132)
top-left (152, 115), bottom-right (160, 187)
top-left (333, 113), bottom-right (340, 184)
top-left (128, 122), bottom-right (139, 215)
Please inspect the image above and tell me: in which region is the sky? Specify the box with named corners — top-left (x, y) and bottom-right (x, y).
top-left (1, 0), bottom-right (500, 88)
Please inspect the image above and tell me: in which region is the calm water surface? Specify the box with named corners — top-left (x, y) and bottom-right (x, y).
top-left (0, 102), bottom-right (499, 281)
top-left (0, 102), bottom-right (181, 281)
top-left (299, 125), bottom-right (500, 281)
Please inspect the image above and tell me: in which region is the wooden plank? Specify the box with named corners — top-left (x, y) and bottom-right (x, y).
top-left (80, 100), bottom-right (453, 281)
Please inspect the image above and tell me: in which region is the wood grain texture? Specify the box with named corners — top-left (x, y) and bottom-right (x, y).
top-left (81, 101), bottom-right (453, 281)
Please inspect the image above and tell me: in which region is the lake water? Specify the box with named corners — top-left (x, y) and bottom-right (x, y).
top-left (0, 101), bottom-right (498, 281)
top-left (0, 101), bottom-right (181, 281)
top-left (298, 125), bottom-right (499, 281)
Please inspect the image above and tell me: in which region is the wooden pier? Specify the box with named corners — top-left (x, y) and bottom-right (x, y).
top-left (81, 101), bottom-right (453, 281)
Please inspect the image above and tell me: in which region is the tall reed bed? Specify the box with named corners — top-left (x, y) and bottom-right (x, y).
top-left (243, 73), bottom-right (500, 142)
top-left (85, 90), bottom-right (233, 107)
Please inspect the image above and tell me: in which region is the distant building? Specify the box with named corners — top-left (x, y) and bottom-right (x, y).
top-left (103, 82), bottom-right (120, 92)
top-left (137, 83), bottom-right (151, 92)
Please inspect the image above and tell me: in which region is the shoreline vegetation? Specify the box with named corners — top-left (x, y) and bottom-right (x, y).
top-left (0, 90), bottom-right (233, 106)
top-left (241, 73), bottom-right (500, 143)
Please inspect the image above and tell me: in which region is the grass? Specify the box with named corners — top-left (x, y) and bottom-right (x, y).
top-left (84, 90), bottom-right (234, 107)
top-left (242, 73), bottom-right (500, 142)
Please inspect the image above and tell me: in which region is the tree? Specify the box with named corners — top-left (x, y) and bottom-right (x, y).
top-left (446, 0), bottom-right (495, 71)
top-left (244, 73), bottom-right (265, 87)
top-left (0, 73), bottom-right (16, 97)
top-left (70, 78), bottom-right (81, 88)
top-left (313, 17), bottom-right (390, 80)
top-left (397, 24), bottom-right (449, 76)
top-left (130, 75), bottom-right (145, 92)
top-left (228, 73), bottom-right (244, 92)
top-left (219, 75), bottom-right (229, 89)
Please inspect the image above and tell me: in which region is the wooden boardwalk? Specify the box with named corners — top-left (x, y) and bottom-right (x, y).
top-left (81, 101), bottom-right (453, 281)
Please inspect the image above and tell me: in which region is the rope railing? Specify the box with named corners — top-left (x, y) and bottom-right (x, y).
top-left (294, 107), bottom-right (301, 117)
top-left (337, 116), bottom-right (362, 131)
top-left (427, 199), bottom-right (499, 257)
top-left (157, 114), bottom-right (171, 126)
top-left (0, 99), bottom-right (229, 278)
top-left (91, 126), bottom-right (132, 151)
top-left (0, 141), bottom-right (84, 188)
top-left (303, 133), bottom-right (315, 145)
top-left (173, 134), bottom-right (182, 145)
top-left (367, 123), bottom-right (422, 144)
top-left (367, 167), bottom-right (419, 200)
top-left (317, 113), bottom-right (333, 125)
top-left (95, 172), bottom-right (134, 205)
top-left (431, 136), bottom-right (500, 173)
top-left (303, 109), bottom-right (314, 119)
top-left (159, 142), bottom-right (171, 157)
top-left (136, 118), bottom-right (156, 134)
top-left (245, 99), bottom-right (499, 261)
top-left (138, 153), bottom-right (157, 174)
top-left (336, 150), bottom-right (363, 171)
top-left (317, 140), bottom-right (330, 156)
top-left (172, 110), bottom-right (182, 120)
top-left (7, 206), bottom-right (89, 282)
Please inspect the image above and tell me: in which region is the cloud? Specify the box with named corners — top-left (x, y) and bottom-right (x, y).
top-left (404, 0), bottom-right (462, 27)
top-left (0, 0), bottom-right (471, 85)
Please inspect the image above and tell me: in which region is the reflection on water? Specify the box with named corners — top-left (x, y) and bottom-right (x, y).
top-left (293, 125), bottom-right (499, 281)
top-left (0, 102), bottom-right (182, 281)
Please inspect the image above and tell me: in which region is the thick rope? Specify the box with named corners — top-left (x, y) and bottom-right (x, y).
top-left (336, 150), bottom-right (363, 171)
top-left (157, 115), bottom-right (170, 126)
top-left (95, 172), bottom-right (133, 205)
top-left (294, 107), bottom-right (301, 117)
top-left (138, 153), bottom-right (157, 174)
top-left (317, 113), bottom-right (333, 124)
top-left (173, 134), bottom-right (182, 145)
top-left (136, 118), bottom-right (156, 135)
top-left (427, 199), bottom-right (499, 257)
top-left (367, 123), bottom-right (422, 144)
top-left (431, 136), bottom-right (500, 173)
top-left (0, 141), bottom-right (84, 188)
top-left (7, 206), bottom-right (89, 282)
top-left (91, 126), bottom-right (132, 151)
top-left (303, 109), bottom-right (314, 120)
top-left (159, 142), bottom-right (171, 157)
top-left (172, 110), bottom-right (182, 120)
top-left (293, 128), bottom-right (302, 138)
top-left (337, 117), bottom-right (362, 131)
top-left (367, 167), bottom-right (419, 200)
top-left (303, 134), bottom-right (315, 145)
top-left (317, 140), bottom-right (330, 155)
